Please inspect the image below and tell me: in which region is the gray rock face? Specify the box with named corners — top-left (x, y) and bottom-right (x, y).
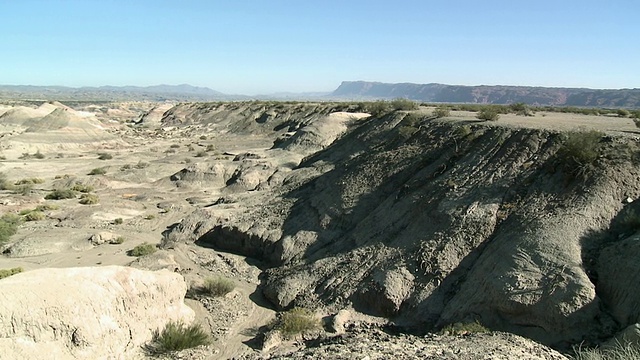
top-left (0, 266), bottom-right (194, 359)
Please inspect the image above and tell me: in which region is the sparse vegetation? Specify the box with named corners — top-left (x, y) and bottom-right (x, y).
top-left (572, 342), bottom-right (640, 360)
top-left (88, 167), bottom-right (107, 175)
top-left (113, 218), bottom-right (123, 225)
top-left (79, 193), bottom-right (99, 205)
top-left (439, 321), bottom-right (489, 335)
top-left (0, 267), bottom-right (23, 280)
top-left (557, 129), bottom-right (604, 178)
top-left (205, 144), bottom-right (216, 152)
top-left (70, 183), bottom-right (94, 193)
top-left (476, 106), bottom-right (501, 121)
top-left (195, 151), bottom-right (207, 157)
top-left (200, 276), bottom-right (235, 297)
top-left (199, 135), bottom-right (207, 140)
top-left (273, 308), bottom-right (321, 338)
top-left (146, 321), bottom-right (210, 355)
top-left (433, 107), bottom-right (451, 118)
top-left (23, 211), bottom-right (45, 221)
top-left (391, 98), bottom-right (418, 111)
top-left (616, 109), bottom-right (630, 118)
top-left (15, 178), bottom-right (45, 185)
top-left (35, 203), bottom-right (59, 212)
top-left (97, 153), bottom-right (113, 160)
top-left (113, 236), bottom-right (125, 244)
top-left (120, 164), bottom-right (132, 171)
top-left (128, 242), bottom-right (157, 256)
top-left (45, 188), bottom-right (77, 200)
top-left (0, 213), bottom-right (22, 244)
top-left (170, 144), bottom-right (180, 148)
top-left (144, 214), bottom-right (156, 220)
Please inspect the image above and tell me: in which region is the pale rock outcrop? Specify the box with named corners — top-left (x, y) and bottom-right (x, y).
top-left (0, 266), bottom-right (194, 359)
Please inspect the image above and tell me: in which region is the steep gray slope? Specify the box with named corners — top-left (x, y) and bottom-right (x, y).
top-left (164, 106), bottom-right (640, 348)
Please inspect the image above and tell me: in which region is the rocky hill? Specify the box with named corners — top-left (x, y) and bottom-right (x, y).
top-left (163, 103), bottom-right (640, 350)
top-left (331, 81), bottom-right (640, 108)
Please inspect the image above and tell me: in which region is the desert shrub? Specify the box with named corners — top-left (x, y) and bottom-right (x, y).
top-left (79, 193), bottom-right (99, 205)
top-left (15, 178), bottom-right (44, 185)
top-left (35, 203), bottom-right (59, 212)
top-left (0, 213), bottom-right (22, 244)
top-left (0, 267), bottom-right (23, 280)
top-left (631, 110), bottom-right (640, 120)
top-left (147, 321), bottom-right (210, 355)
top-left (433, 107), bottom-right (451, 118)
top-left (120, 164), bottom-right (132, 171)
top-left (366, 100), bottom-right (390, 117)
top-left (113, 218), bottom-right (123, 225)
top-left (45, 189), bottom-right (77, 200)
top-left (195, 151), bottom-right (207, 157)
top-left (113, 236), bottom-right (125, 244)
top-left (70, 183), bottom-right (94, 193)
top-left (274, 308), bottom-right (321, 338)
top-left (616, 109), bottom-right (630, 118)
top-left (199, 135), bottom-right (207, 140)
top-left (205, 144), bottom-right (216, 152)
top-left (454, 125), bottom-right (473, 138)
top-left (33, 150), bottom-right (45, 159)
top-left (440, 321), bottom-right (489, 335)
top-left (476, 106), bottom-right (501, 121)
top-left (97, 153), bottom-right (113, 160)
top-left (135, 161), bottom-right (150, 169)
top-left (201, 276), bottom-right (235, 297)
top-left (0, 173), bottom-right (14, 190)
top-left (573, 342), bottom-right (640, 360)
top-left (23, 211), bottom-right (45, 221)
top-left (170, 144), bottom-right (180, 148)
top-left (391, 98), bottom-right (418, 110)
top-left (398, 126), bottom-right (419, 140)
top-left (13, 184), bottom-right (33, 196)
top-left (144, 214), bottom-right (156, 220)
top-left (88, 167), bottom-right (107, 175)
top-left (128, 242), bottom-right (157, 256)
top-left (557, 129), bottom-right (604, 177)
top-left (187, 145), bottom-right (195, 152)
top-left (184, 158), bottom-right (192, 164)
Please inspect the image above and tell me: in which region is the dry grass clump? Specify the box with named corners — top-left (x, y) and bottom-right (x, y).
top-left (573, 342), bottom-right (640, 360)
top-left (70, 183), bottom-right (94, 193)
top-left (201, 276), bottom-right (235, 297)
top-left (439, 321), bottom-right (489, 336)
top-left (88, 167), bottom-right (107, 175)
top-left (97, 153), bottom-right (113, 160)
top-left (23, 211), bottom-right (45, 221)
top-left (146, 321), bottom-right (210, 355)
top-left (273, 308), bottom-right (321, 338)
top-left (0, 213), bottom-right (22, 244)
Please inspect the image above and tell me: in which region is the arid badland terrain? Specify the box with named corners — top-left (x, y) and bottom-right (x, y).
top-left (1, 97), bottom-right (640, 359)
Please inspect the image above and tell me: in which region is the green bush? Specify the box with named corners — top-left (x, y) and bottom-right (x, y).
top-left (128, 242), bottom-right (157, 257)
top-left (440, 321), bottom-right (489, 335)
top-left (113, 236), bottom-right (125, 244)
top-left (366, 100), bottom-right (390, 117)
top-left (45, 189), bottom-right (77, 200)
top-left (201, 276), bottom-right (235, 297)
top-left (476, 106), bottom-right (501, 121)
top-left (274, 308), bottom-right (321, 338)
top-left (97, 153), bottom-right (113, 160)
top-left (433, 107), bottom-right (451, 118)
top-left (147, 321), bottom-right (210, 355)
top-left (0, 267), bottom-right (23, 280)
top-left (616, 109), bottom-right (630, 118)
top-left (79, 193), bottom-right (99, 205)
top-left (24, 211), bottom-right (45, 221)
top-left (0, 213), bottom-right (22, 244)
top-left (391, 98), bottom-right (418, 111)
top-left (88, 167), bottom-right (107, 175)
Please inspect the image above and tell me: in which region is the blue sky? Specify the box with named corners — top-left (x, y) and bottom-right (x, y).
top-left (1, 0), bottom-right (638, 94)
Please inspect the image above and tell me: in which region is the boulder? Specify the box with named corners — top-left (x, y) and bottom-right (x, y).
top-left (0, 266), bottom-right (194, 359)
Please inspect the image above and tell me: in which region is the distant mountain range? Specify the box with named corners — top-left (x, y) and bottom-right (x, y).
top-left (1, 82), bottom-right (639, 107)
top-left (0, 84), bottom-right (243, 102)
top-left (330, 81), bottom-right (640, 108)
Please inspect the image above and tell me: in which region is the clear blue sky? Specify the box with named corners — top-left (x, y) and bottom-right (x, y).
top-left (1, 0), bottom-right (638, 94)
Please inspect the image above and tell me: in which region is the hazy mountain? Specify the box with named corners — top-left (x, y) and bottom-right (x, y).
top-left (0, 84), bottom-right (242, 102)
top-left (330, 81), bottom-right (640, 108)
